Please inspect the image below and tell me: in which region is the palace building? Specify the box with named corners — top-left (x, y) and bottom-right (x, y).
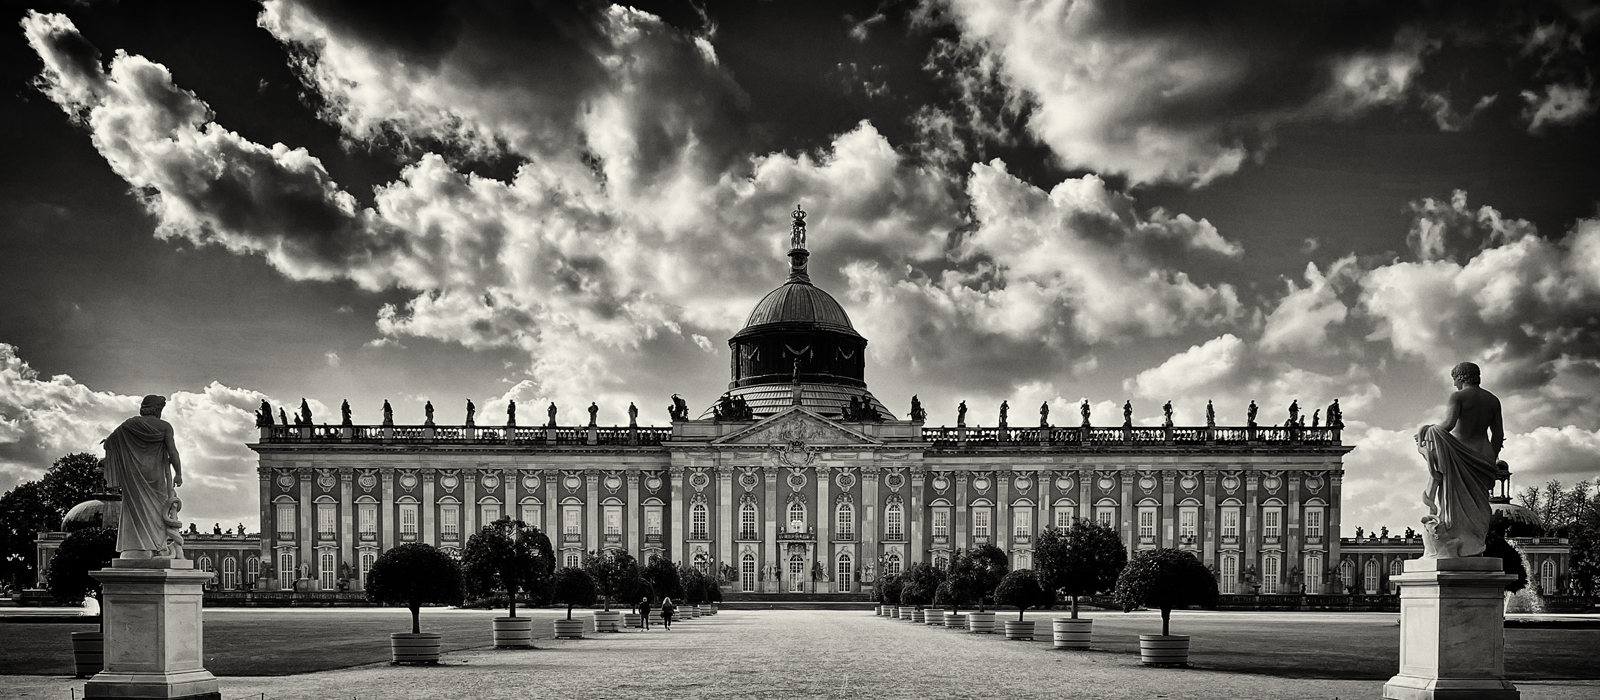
top-left (240, 207), bottom-right (1371, 599)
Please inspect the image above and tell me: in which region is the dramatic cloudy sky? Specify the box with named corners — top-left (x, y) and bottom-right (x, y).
top-left (3, 0), bottom-right (1599, 534)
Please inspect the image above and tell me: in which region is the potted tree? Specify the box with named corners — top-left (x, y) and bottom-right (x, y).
top-left (621, 575), bottom-right (653, 628)
top-left (583, 550), bottom-right (638, 632)
top-left (1034, 520), bottom-right (1126, 649)
top-left (677, 564), bottom-right (707, 619)
top-left (963, 544), bottom-right (1009, 634)
top-left (45, 527), bottom-right (116, 677)
top-left (933, 568), bottom-right (977, 630)
top-left (1112, 548), bottom-right (1219, 666)
top-left (994, 569), bottom-right (1055, 640)
top-left (643, 555), bottom-right (682, 626)
top-left (461, 519), bottom-right (554, 648)
top-left (878, 573), bottom-right (903, 619)
top-left (550, 567), bottom-right (597, 639)
top-left (900, 563), bottom-right (944, 624)
top-left (365, 543), bottom-right (465, 664)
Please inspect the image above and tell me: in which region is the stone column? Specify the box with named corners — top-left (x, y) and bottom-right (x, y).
top-left (862, 466), bottom-right (879, 580)
top-left (909, 467), bottom-right (926, 564)
top-left (1382, 558), bottom-right (1519, 700)
top-left (422, 471), bottom-right (436, 546)
top-left (718, 468), bottom-right (734, 567)
top-left (670, 467), bottom-right (685, 562)
top-left (256, 467), bottom-right (272, 575)
top-left (463, 467), bottom-right (478, 537)
top-left (586, 470), bottom-right (601, 553)
top-left (1161, 471), bottom-right (1176, 549)
top-left (1078, 467), bottom-right (1092, 522)
top-left (627, 472), bottom-right (641, 560)
top-left (954, 471), bottom-right (970, 551)
top-left (1288, 470), bottom-right (1302, 589)
top-left (298, 469), bottom-right (313, 580)
top-left (1203, 473), bottom-right (1218, 567)
top-left (1038, 470), bottom-right (1052, 534)
top-left (817, 465), bottom-right (832, 578)
top-left (543, 471), bottom-right (559, 543)
top-left (1329, 472), bottom-right (1344, 583)
top-left (996, 473), bottom-right (1010, 552)
top-left (502, 469), bottom-right (516, 522)
top-left (338, 468), bottom-right (354, 576)
top-left (84, 563), bottom-right (219, 700)
top-left (764, 466), bottom-right (778, 592)
top-left (1120, 472), bottom-right (1135, 557)
top-left (1244, 471), bottom-right (1259, 577)
top-left (380, 468), bottom-right (395, 552)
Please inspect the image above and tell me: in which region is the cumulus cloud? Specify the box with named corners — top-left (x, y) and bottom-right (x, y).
top-left (0, 343), bottom-right (277, 530)
top-left (930, 0), bottom-right (1433, 185)
top-left (1521, 81), bottom-right (1597, 134)
top-left (1259, 257), bottom-right (1359, 355)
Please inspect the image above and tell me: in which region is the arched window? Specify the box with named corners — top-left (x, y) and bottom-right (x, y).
top-left (1262, 553), bottom-right (1280, 595)
top-left (691, 503), bottom-right (708, 540)
top-left (836, 502), bottom-right (854, 539)
top-left (740, 502), bottom-right (758, 540)
top-left (1364, 560), bottom-right (1379, 594)
top-left (693, 552), bottom-right (709, 571)
top-left (884, 552), bottom-right (902, 577)
top-left (741, 553), bottom-right (756, 593)
top-left (360, 551), bottom-right (376, 586)
top-left (837, 552), bottom-right (853, 593)
top-left (788, 553), bottom-right (805, 592)
top-left (1339, 559), bottom-right (1355, 593)
top-left (198, 555), bottom-right (213, 573)
top-left (1305, 553), bottom-right (1323, 594)
top-left (221, 557), bottom-right (238, 590)
top-left (278, 552), bottom-right (295, 590)
top-left (319, 552), bottom-right (336, 591)
top-left (885, 503), bottom-right (903, 540)
top-left (564, 551), bottom-right (580, 569)
top-left (1540, 560), bottom-right (1556, 594)
top-left (788, 502), bottom-right (806, 533)
top-left (1220, 553), bottom-right (1238, 594)
top-left (245, 556), bottom-right (260, 583)
top-left (1388, 559), bottom-right (1404, 594)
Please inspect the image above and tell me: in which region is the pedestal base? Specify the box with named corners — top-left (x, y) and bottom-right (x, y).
top-left (1382, 557), bottom-right (1519, 700)
top-left (84, 563), bottom-right (219, 700)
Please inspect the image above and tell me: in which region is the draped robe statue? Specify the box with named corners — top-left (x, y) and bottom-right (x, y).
top-left (1416, 362), bottom-right (1504, 559)
top-left (101, 395), bottom-right (186, 559)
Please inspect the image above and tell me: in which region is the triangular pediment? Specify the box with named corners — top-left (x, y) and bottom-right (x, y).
top-left (712, 407), bottom-right (881, 446)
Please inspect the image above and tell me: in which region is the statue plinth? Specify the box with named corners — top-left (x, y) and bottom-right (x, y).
top-left (86, 562), bottom-right (220, 700)
top-left (1383, 556), bottom-right (1519, 700)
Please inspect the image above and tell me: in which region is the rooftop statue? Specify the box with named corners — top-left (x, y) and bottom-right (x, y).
top-left (957, 400), bottom-right (967, 427)
top-left (1206, 400), bottom-right (1215, 427)
top-left (101, 395), bottom-right (186, 560)
top-left (278, 407), bottom-right (288, 426)
top-left (1247, 400), bottom-right (1258, 427)
top-left (1162, 401), bottom-right (1174, 427)
top-left (1328, 399), bottom-right (1343, 428)
top-left (628, 402), bottom-right (638, 427)
top-left (424, 401), bottom-right (434, 426)
top-left (382, 400), bottom-right (393, 425)
top-left (1039, 401), bottom-right (1049, 427)
top-left (669, 394), bottom-right (689, 421)
top-left (299, 399), bottom-right (312, 426)
top-left (341, 400), bottom-right (352, 426)
top-left (998, 400), bottom-right (1009, 427)
top-left (1123, 400), bottom-right (1132, 427)
top-left (1288, 400), bottom-right (1300, 426)
top-left (588, 402), bottom-right (599, 426)
top-left (909, 395), bottom-right (926, 422)
top-left (1416, 362), bottom-right (1504, 559)
top-left (547, 401), bottom-right (557, 426)
top-left (1081, 400), bottom-right (1091, 427)
top-left (791, 204), bottom-right (807, 249)
top-left (466, 398), bottom-right (475, 425)
top-left (1312, 409), bottom-right (1320, 428)
top-left (507, 399), bottom-right (517, 427)
top-left (256, 400), bottom-right (273, 427)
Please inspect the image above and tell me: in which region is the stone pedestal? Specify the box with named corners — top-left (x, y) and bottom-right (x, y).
top-left (1383, 557), bottom-right (1519, 700)
top-left (85, 560), bottom-right (219, 700)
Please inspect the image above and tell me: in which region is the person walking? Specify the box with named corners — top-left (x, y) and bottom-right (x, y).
top-left (661, 596), bottom-right (676, 631)
top-left (639, 596), bottom-right (652, 630)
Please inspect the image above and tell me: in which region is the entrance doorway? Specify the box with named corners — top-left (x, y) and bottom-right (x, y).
top-left (741, 553), bottom-right (756, 593)
top-left (789, 553), bottom-right (805, 593)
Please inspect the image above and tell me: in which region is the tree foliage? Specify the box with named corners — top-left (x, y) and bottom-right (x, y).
top-left (46, 527), bottom-right (117, 605)
top-left (460, 519), bottom-right (554, 617)
top-left (41, 453), bottom-right (108, 517)
top-left (876, 573), bottom-right (903, 605)
top-left (550, 566), bottom-right (597, 620)
top-left (963, 544), bottom-right (1010, 610)
top-left (993, 569), bottom-right (1056, 620)
top-left (365, 543), bottom-right (464, 634)
top-left (1034, 520), bottom-right (1128, 617)
top-left (582, 550), bottom-right (638, 611)
top-left (0, 481), bottom-right (58, 591)
top-left (1517, 479), bottom-right (1600, 595)
top-left (899, 562), bottom-right (945, 607)
top-left (1112, 548), bottom-right (1219, 636)
top-left (642, 554), bottom-right (682, 601)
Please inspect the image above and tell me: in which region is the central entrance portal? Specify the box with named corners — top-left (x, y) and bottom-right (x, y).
top-left (789, 552), bottom-right (805, 592)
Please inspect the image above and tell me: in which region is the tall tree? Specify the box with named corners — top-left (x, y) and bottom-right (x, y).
top-left (41, 453), bottom-right (108, 517)
top-left (365, 543), bottom-right (464, 635)
top-left (0, 481), bottom-right (57, 591)
top-left (1034, 520), bottom-right (1128, 618)
top-left (460, 519), bottom-right (554, 618)
top-left (583, 549), bottom-right (638, 611)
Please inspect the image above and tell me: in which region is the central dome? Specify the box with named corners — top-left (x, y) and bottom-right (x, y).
top-left (734, 282), bottom-right (861, 340)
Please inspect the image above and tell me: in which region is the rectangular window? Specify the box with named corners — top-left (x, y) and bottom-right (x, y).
top-left (563, 506), bottom-right (582, 535)
top-left (973, 508), bottom-right (991, 537)
top-left (604, 506), bottom-right (622, 536)
top-left (1054, 508), bottom-right (1073, 528)
top-left (1138, 508), bottom-right (1156, 538)
top-left (275, 504), bottom-right (296, 538)
top-left (1095, 507), bottom-right (1115, 529)
top-left (886, 506), bottom-right (903, 540)
top-left (440, 505), bottom-right (459, 539)
top-left (740, 506), bottom-right (757, 540)
top-left (399, 504), bottom-right (418, 534)
top-left (358, 504), bottom-right (377, 534)
top-left (519, 504), bottom-right (541, 527)
top-left (1305, 508), bottom-right (1323, 538)
top-left (1222, 508), bottom-right (1239, 538)
top-left (932, 509), bottom-right (949, 537)
top-left (691, 506), bottom-right (708, 540)
top-left (1263, 509), bottom-right (1281, 538)
top-left (836, 506), bottom-right (854, 538)
top-left (1013, 508), bottom-right (1032, 537)
top-left (646, 508), bottom-right (662, 535)
top-left (480, 504), bottom-right (501, 525)
top-left (317, 504), bottom-right (336, 538)
top-left (1179, 508), bottom-right (1197, 538)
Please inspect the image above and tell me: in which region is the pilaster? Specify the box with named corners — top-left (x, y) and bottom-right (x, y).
top-left (297, 469), bottom-right (312, 579)
top-left (380, 468), bottom-right (395, 552)
top-left (463, 467), bottom-right (478, 537)
top-left (995, 471), bottom-right (1010, 551)
top-left (1120, 472), bottom-right (1135, 557)
top-left (909, 467), bottom-right (925, 565)
top-left (586, 470), bottom-right (600, 554)
top-left (1203, 473), bottom-right (1218, 567)
top-left (954, 471), bottom-right (970, 552)
top-left (337, 468), bottom-right (354, 575)
top-left (669, 466), bottom-right (685, 562)
top-left (718, 468), bottom-right (734, 567)
top-left (422, 471), bottom-right (436, 546)
top-left (627, 472), bottom-right (641, 561)
top-left (1244, 471), bottom-right (1259, 573)
top-left (1161, 471), bottom-right (1175, 549)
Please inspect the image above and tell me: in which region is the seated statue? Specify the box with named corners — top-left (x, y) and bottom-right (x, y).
top-left (1415, 362), bottom-right (1503, 559)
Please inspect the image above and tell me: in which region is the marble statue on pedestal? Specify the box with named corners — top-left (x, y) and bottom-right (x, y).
top-left (100, 395), bottom-right (186, 560)
top-left (1416, 362), bottom-right (1504, 559)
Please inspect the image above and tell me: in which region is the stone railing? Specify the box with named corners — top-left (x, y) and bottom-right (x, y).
top-left (921, 424), bottom-right (1340, 448)
top-left (259, 423), bottom-right (668, 447)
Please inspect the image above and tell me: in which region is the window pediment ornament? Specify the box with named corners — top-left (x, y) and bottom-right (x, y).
top-left (1262, 471), bottom-right (1283, 491)
top-left (1013, 474), bottom-right (1031, 492)
top-left (1138, 472), bottom-right (1157, 491)
top-left (439, 470), bottom-right (460, 491)
top-left (883, 469), bottom-right (905, 492)
top-left (835, 467), bottom-right (857, 491)
top-left (276, 470), bottom-right (294, 489)
top-left (971, 473), bottom-right (991, 492)
top-left (690, 470), bottom-right (711, 492)
top-left (884, 493), bottom-right (903, 507)
top-left (480, 470), bottom-right (500, 491)
top-left (835, 492), bottom-right (855, 505)
top-left (645, 472), bottom-right (663, 492)
top-left (1054, 473), bottom-right (1074, 493)
top-left (739, 468), bottom-right (759, 491)
top-left (1221, 472), bottom-right (1241, 492)
top-left (603, 471), bottom-right (623, 492)
top-left (931, 472), bottom-right (949, 493)
top-left (786, 467), bottom-right (807, 491)
top-left (1304, 473), bottom-right (1324, 492)
top-left (1096, 472), bottom-right (1117, 491)
top-left (399, 470), bottom-right (418, 490)
top-left (1179, 471), bottom-right (1199, 492)
top-left (521, 470), bottom-right (541, 491)
top-left (317, 469), bottom-right (336, 491)
top-left (358, 470), bottom-right (377, 491)
top-left (562, 471), bottom-right (583, 492)
top-left (690, 492), bottom-right (709, 507)
top-left (739, 491), bottom-right (759, 507)
top-left (785, 492), bottom-right (808, 508)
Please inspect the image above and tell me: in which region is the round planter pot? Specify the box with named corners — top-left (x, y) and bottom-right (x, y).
top-left (553, 619), bottom-right (586, 639)
top-left (890, 606), bottom-right (902, 619)
top-left (1003, 619), bottom-right (1036, 640)
top-left (70, 631), bottom-right (102, 678)
top-left (707, 604), bottom-right (718, 615)
top-left (622, 613), bottom-right (642, 628)
top-left (910, 608), bottom-right (925, 623)
top-left (1139, 634), bottom-right (1190, 666)
top-left (874, 605), bottom-right (883, 616)
top-left (594, 610), bottom-right (623, 633)
top-left (944, 613), bottom-right (968, 630)
top-left (924, 609), bottom-right (945, 626)
top-left (492, 616), bottom-right (532, 648)
top-left (1052, 618), bottom-right (1092, 650)
top-left (967, 611), bottom-right (996, 634)
top-left (390, 632), bottom-right (442, 664)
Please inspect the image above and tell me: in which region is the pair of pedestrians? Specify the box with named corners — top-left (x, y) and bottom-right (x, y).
top-left (637, 596), bottom-right (677, 630)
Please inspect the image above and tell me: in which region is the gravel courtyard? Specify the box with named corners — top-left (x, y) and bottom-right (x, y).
top-left (6, 610), bottom-right (1598, 699)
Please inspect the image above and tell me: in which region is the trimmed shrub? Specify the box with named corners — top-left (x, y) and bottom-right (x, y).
top-left (1034, 520), bottom-right (1127, 618)
top-left (993, 569), bottom-right (1056, 620)
top-left (1112, 548), bottom-right (1218, 636)
top-left (366, 543), bottom-right (465, 634)
top-left (551, 567), bottom-right (597, 620)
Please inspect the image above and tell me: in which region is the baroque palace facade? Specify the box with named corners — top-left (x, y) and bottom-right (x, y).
top-left (244, 208), bottom-right (1362, 598)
